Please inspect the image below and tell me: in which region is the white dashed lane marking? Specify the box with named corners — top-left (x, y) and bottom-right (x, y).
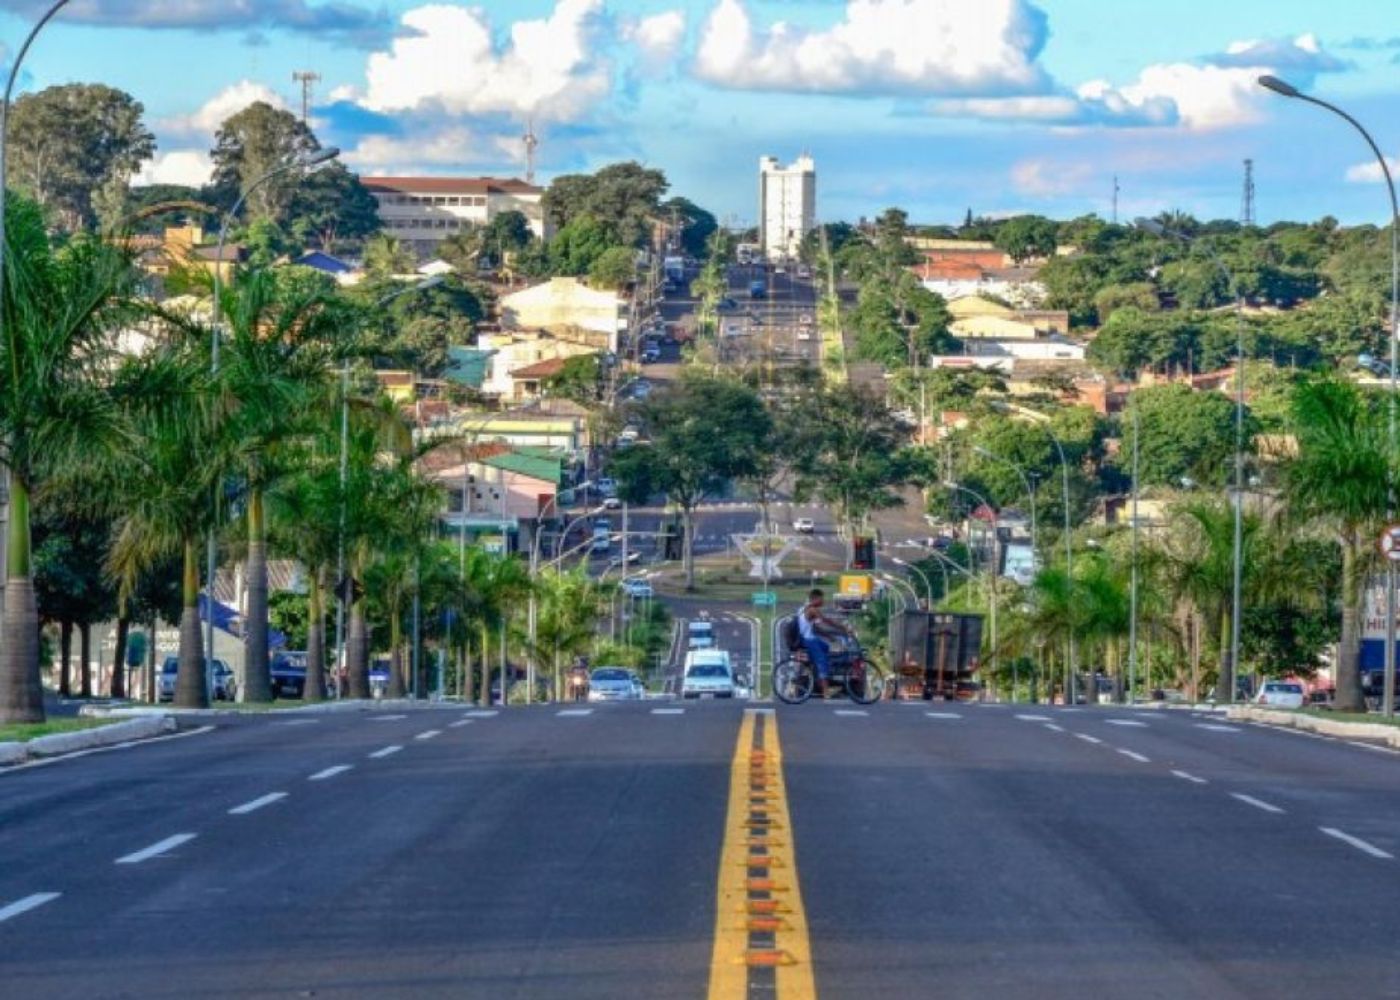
top-left (1117, 749), bottom-right (1151, 763)
top-left (1172, 770), bottom-right (1208, 784)
top-left (448, 719), bottom-right (474, 728)
top-left (651, 708), bottom-right (685, 715)
top-left (834, 709), bottom-right (868, 717)
top-left (116, 833), bottom-right (197, 865)
top-left (370, 714), bottom-right (407, 721)
top-left (463, 710), bottom-right (499, 718)
top-left (557, 709), bottom-right (593, 717)
top-left (1015, 714), bottom-right (1051, 722)
top-left (1230, 793), bottom-right (1284, 815)
top-left (369, 745), bottom-right (402, 759)
top-left (228, 792), bottom-right (287, 816)
top-left (414, 730), bottom-right (441, 741)
top-left (1106, 719), bottom-right (1147, 727)
top-left (1043, 723), bottom-right (1064, 732)
top-left (926, 712), bottom-right (962, 719)
top-left (1197, 723), bottom-right (1241, 733)
top-left (1074, 733), bottom-right (1103, 745)
top-left (0, 893), bottom-right (61, 924)
top-left (1320, 827), bottom-right (1393, 860)
top-left (308, 765), bottom-right (352, 781)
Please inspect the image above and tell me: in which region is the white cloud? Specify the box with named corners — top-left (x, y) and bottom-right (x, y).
top-left (362, 1), bottom-right (610, 123)
top-left (1010, 158), bottom-right (1093, 197)
top-left (1209, 33), bottom-right (1351, 74)
top-left (694, 0), bottom-right (1050, 96)
top-left (1345, 157), bottom-right (1400, 184)
top-left (342, 124), bottom-right (532, 175)
top-left (160, 79), bottom-right (290, 136)
top-left (624, 10), bottom-right (686, 74)
top-left (931, 88), bottom-right (1175, 127)
top-left (137, 149), bottom-right (214, 187)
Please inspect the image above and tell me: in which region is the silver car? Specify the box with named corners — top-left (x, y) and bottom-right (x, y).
top-left (588, 667), bottom-right (637, 702)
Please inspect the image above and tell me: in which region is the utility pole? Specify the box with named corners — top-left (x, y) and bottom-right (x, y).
top-left (1111, 175), bottom-right (1120, 225)
top-left (292, 70), bottom-right (320, 123)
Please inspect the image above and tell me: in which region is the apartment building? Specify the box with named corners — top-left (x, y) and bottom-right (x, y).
top-left (362, 176), bottom-right (547, 259)
top-left (759, 155), bottom-right (816, 261)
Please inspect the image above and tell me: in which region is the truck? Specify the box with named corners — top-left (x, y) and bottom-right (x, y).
top-left (835, 573), bottom-right (876, 610)
top-left (749, 279), bottom-right (766, 299)
top-left (663, 256), bottom-right (685, 283)
top-left (889, 610), bottom-right (985, 701)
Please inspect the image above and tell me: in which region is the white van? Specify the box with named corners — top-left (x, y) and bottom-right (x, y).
top-left (682, 649), bottom-right (734, 699)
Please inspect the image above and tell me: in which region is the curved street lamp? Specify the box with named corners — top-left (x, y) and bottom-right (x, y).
top-left (944, 481), bottom-right (1000, 686)
top-left (1259, 73), bottom-right (1400, 715)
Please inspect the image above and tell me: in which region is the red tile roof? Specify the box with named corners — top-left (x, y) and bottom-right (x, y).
top-left (363, 176), bottom-right (541, 196)
top-left (509, 357), bottom-right (568, 379)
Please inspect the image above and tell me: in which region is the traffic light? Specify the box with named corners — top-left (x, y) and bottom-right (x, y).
top-left (852, 536), bottom-right (875, 570)
top-left (334, 575), bottom-right (364, 605)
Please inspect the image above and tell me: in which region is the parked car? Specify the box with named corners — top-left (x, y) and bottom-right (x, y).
top-left (641, 345), bottom-right (661, 363)
top-left (793, 517), bottom-right (815, 533)
top-left (158, 656), bottom-right (235, 702)
top-left (602, 496), bottom-right (623, 509)
top-left (621, 577), bottom-right (653, 599)
top-left (270, 651), bottom-right (308, 699)
top-left (682, 650), bottom-right (735, 699)
top-left (588, 667), bottom-right (638, 702)
top-left (1255, 680), bottom-right (1305, 709)
top-left (596, 478), bottom-right (617, 497)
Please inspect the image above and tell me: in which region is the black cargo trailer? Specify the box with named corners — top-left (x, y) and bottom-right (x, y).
top-left (890, 610), bottom-right (984, 700)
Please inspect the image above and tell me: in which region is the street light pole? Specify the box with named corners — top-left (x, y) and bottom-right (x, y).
top-left (891, 557), bottom-right (934, 607)
top-left (1259, 74), bottom-right (1400, 716)
top-left (945, 482), bottom-right (999, 689)
top-left (1136, 216), bottom-right (1246, 705)
top-left (974, 445), bottom-right (1038, 579)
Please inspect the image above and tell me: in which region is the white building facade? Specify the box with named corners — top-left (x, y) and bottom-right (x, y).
top-left (759, 155), bottom-right (816, 261)
top-left (363, 176), bottom-right (547, 260)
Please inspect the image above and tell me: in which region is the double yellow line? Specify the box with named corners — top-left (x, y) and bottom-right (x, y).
top-left (707, 710), bottom-right (816, 1000)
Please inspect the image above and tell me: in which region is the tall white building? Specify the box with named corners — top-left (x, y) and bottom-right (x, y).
top-left (363, 176), bottom-right (548, 260)
top-left (758, 155), bottom-right (816, 261)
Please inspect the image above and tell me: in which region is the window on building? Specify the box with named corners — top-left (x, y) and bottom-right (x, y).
top-left (448, 197), bottom-right (460, 206)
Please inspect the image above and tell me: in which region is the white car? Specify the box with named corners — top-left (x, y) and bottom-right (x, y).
top-left (588, 667), bottom-right (638, 702)
top-left (621, 577), bottom-right (653, 599)
top-left (796, 328), bottom-right (813, 342)
top-left (682, 650), bottom-right (735, 699)
top-left (602, 496), bottom-right (623, 509)
top-left (793, 517), bottom-right (815, 534)
top-left (1255, 681), bottom-right (1305, 709)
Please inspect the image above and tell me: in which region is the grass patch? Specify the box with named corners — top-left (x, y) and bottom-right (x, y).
top-left (0, 717), bottom-right (115, 743)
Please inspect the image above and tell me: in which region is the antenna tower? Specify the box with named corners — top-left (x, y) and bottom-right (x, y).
top-left (1112, 175), bottom-right (1120, 225)
top-left (522, 118), bottom-right (540, 185)
top-left (292, 70), bottom-right (320, 123)
top-left (1241, 158), bottom-right (1256, 226)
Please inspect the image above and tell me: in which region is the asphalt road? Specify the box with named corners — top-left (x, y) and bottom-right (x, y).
top-left (10, 703), bottom-right (1399, 998)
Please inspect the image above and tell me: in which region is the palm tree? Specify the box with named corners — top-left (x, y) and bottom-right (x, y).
top-left (1, 195), bottom-right (137, 722)
top-left (104, 348), bottom-right (225, 709)
top-left (527, 569), bottom-right (608, 700)
top-left (459, 547), bottom-right (531, 704)
top-left (211, 268), bottom-right (338, 702)
top-left (363, 234), bottom-right (418, 280)
top-left (1286, 378), bottom-right (1393, 713)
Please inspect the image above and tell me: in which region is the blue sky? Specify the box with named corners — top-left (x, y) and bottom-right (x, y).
top-left (4, 0), bottom-right (1400, 227)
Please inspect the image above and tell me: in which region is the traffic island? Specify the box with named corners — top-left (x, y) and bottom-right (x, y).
top-left (0, 714), bottom-right (176, 765)
top-left (1226, 704), bottom-right (1400, 747)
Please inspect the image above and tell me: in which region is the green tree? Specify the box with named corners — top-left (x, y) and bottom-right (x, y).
top-left (1286, 379), bottom-right (1394, 713)
top-left (6, 83), bottom-right (155, 232)
top-left (544, 354), bottom-right (602, 406)
top-left (526, 569), bottom-right (609, 699)
top-left (1039, 254), bottom-right (1110, 328)
top-left (286, 163), bottom-right (381, 255)
top-left (362, 233), bottom-right (418, 279)
top-left (611, 373), bottom-right (769, 588)
top-left (1094, 282), bottom-right (1159, 324)
top-left (1, 197), bottom-right (138, 722)
top-left (543, 161), bottom-right (669, 247)
top-left (209, 101), bottom-right (318, 224)
top-left (660, 196), bottom-right (718, 257)
top-left (484, 210), bottom-right (534, 255)
top-left (1118, 384), bottom-right (1244, 488)
top-left (994, 215), bottom-right (1058, 264)
top-left (549, 215), bottom-right (613, 276)
top-left (588, 246), bottom-right (638, 291)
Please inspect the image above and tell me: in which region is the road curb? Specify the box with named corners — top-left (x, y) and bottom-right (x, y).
top-left (79, 698), bottom-right (466, 719)
top-left (3, 715), bottom-right (177, 764)
top-left (1226, 705), bottom-right (1400, 746)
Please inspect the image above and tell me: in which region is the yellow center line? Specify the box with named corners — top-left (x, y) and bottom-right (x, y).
top-left (708, 712), bottom-right (816, 1000)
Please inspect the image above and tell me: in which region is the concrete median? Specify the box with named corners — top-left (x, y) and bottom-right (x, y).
top-left (1226, 704), bottom-right (1400, 747)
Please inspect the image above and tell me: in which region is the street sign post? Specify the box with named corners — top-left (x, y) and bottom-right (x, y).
top-left (1380, 524), bottom-right (1400, 562)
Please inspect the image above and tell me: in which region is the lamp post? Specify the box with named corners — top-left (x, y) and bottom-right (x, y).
top-left (206, 145), bottom-right (339, 703)
top-left (329, 276), bottom-right (442, 701)
top-left (525, 488), bottom-right (593, 703)
top-left (1136, 216), bottom-right (1246, 705)
top-left (890, 556), bottom-right (934, 607)
top-left (944, 481), bottom-right (999, 686)
top-left (1259, 73), bottom-right (1400, 716)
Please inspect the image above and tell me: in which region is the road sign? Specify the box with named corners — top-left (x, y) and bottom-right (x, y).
top-left (1381, 524), bottom-right (1400, 562)
top-left (752, 591), bottom-right (778, 607)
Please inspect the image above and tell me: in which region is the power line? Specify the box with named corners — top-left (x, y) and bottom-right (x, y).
top-left (292, 70), bottom-right (320, 123)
